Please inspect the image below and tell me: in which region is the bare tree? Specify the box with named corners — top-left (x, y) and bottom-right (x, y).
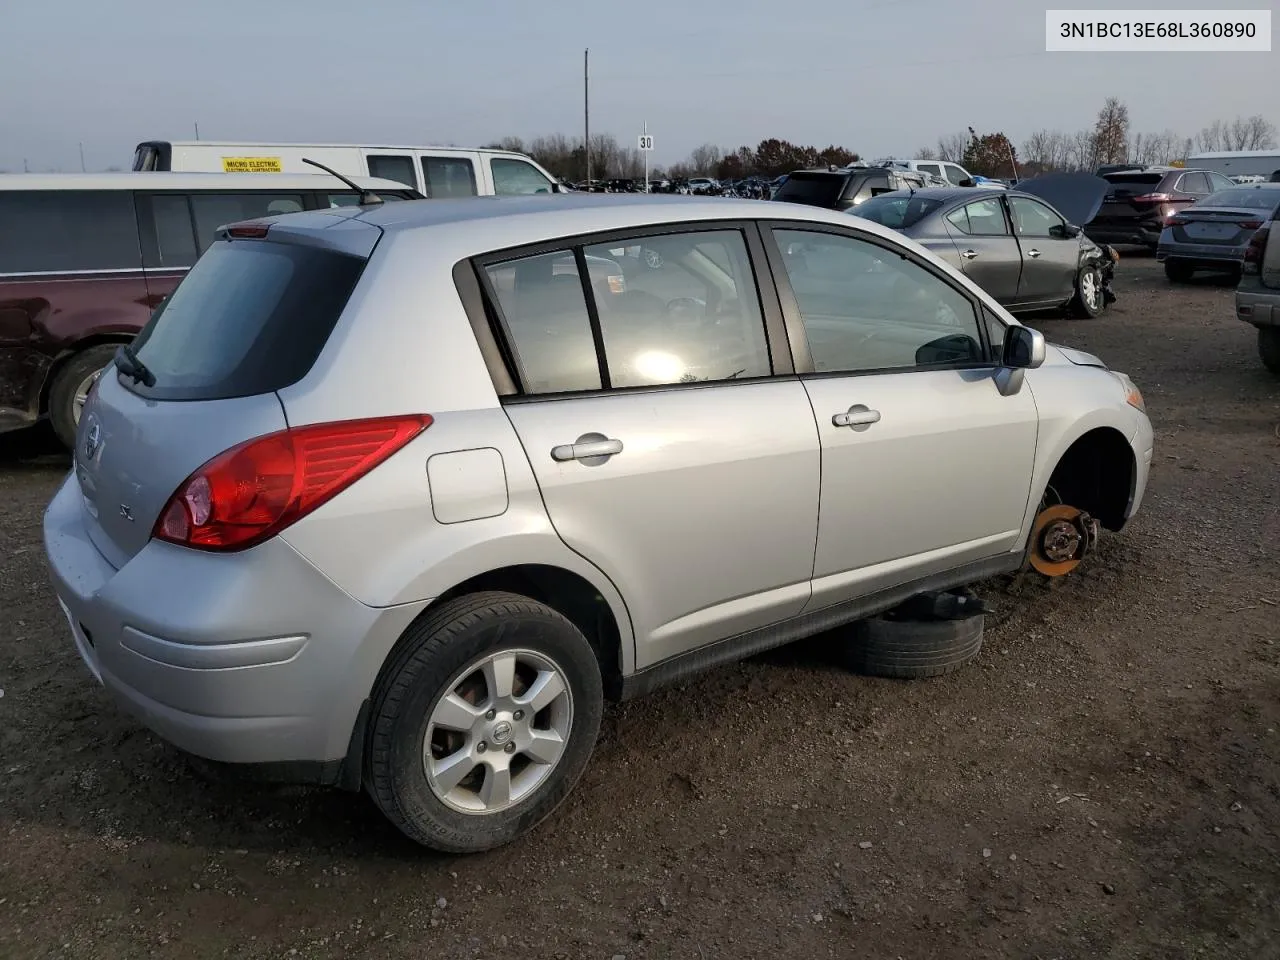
top-left (1022, 129), bottom-right (1069, 171)
top-left (1093, 97), bottom-right (1130, 165)
top-left (1225, 114), bottom-right (1277, 151)
top-left (688, 143), bottom-right (724, 175)
top-left (1196, 120), bottom-right (1227, 153)
top-left (912, 145), bottom-right (935, 160)
top-left (1066, 128), bottom-right (1097, 172)
top-left (935, 132), bottom-right (968, 162)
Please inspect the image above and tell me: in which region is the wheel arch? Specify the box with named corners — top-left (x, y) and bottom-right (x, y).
top-left (1038, 424), bottom-right (1137, 532)
top-left (39, 334), bottom-right (132, 415)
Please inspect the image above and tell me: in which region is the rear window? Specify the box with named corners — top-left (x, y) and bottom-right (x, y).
top-left (128, 239), bottom-right (366, 401)
top-left (1102, 172), bottom-right (1165, 196)
top-left (773, 173), bottom-right (846, 207)
top-left (851, 194), bottom-right (945, 229)
top-left (0, 190), bottom-right (140, 273)
top-left (1201, 188), bottom-right (1280, 210)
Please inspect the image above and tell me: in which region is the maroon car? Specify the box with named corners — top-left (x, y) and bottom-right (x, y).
top-left (0, 172), bottom-right (419, 449)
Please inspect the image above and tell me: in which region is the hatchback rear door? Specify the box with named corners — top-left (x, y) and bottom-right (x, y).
top-left (74, 214), bottom-right (379, 569)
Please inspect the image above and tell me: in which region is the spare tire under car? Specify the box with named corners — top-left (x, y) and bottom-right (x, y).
top-left (845, 590), bottom-right (987, 680)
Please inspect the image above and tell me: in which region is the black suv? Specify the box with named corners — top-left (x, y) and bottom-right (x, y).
top-left (1087, 166), bottom-right (1236, 248)
top-left (773, 166), bottom-right (929, 212)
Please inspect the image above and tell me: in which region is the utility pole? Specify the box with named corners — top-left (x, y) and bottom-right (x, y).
top-left (79, 142), bottom-right (86, 173)
top-left (23, 158), bottom-right (29, 173)
top-left (583, 48), bottom-right (590, 186)
top-left (194, 121), bottom-right (200, 141)
top-left (643, 121), bottom-right (649, 193)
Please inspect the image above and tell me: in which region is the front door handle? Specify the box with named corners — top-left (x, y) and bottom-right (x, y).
top-left (832, 405), bottom-right (882, 428)
top-left (1027, 248), bottom-right (1042, 258)
top-left (551, 434), bottom-right (623, 463)
top-left (960, 249), bottom-right (978, 260)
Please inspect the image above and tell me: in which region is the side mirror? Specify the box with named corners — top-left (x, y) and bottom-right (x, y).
top-left (1051, 223), bottom-right (1082, 239)
top-left (1003, 324), bottom-right (1046, 368)
top-left (958, 178), bottom-right (976, 188)
top-left (994, 325), bottom-right (1046, 396)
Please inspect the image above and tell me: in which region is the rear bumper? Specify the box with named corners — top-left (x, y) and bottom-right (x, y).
top-left (42, 473), bottom-right (428, 773)
top-left (1086, 223), bottom-right (1162, 248)
top-left (1157, 243), bottom-right (1247, 266)
top-left (1236, 283), bottom-right (1280, 328)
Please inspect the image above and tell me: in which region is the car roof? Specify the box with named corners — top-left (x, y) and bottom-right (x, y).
top-left (150, 140), bottom-right (535, 160)
top-left (277, 193), bottom-right (916, 255)
top-left (0, 172), bottom-right (412, 192)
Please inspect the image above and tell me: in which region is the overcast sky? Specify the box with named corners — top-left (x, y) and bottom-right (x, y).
top-left (1, 0), bottom-right (1275, 172)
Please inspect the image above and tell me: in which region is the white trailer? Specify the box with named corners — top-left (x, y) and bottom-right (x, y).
top-left (132, 140), bottom-right (570, 198)
top-left (1185, 150), bottom-right (1280, 180)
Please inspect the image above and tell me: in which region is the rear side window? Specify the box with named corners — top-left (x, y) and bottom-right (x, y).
top-left (0, 190), bottom-right (140, 273)
top-left (367, 155), bottom-right (417, 189)
top-left (1179, 172), bottom-right (1210, 195)
top-left (492, 158), bottom-right (555, 195)
top-left (190, 194), bottom-right (305, 251)
top-left (422, 157), bottom-right (478, 198)
top-left (129, 240), bottom-right (366, 400)
top-left (853, 194), bottom-right (945, 229)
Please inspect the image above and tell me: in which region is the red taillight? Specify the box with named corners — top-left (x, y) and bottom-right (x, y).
top-left (154, 415), bottom-right (431, 551)
top-left (1242, 224), bottom-right (1270, 274)
top-left (1238, 219), bottom-right (1264, 230)
top-left (1165, 214), bottom-right (1188, 226)
top-left (1133, 192), bottom-right (1173, 204)
top-left (226, 223), bottom-right (271, 239)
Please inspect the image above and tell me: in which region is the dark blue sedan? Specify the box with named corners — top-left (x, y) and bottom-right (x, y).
top-left (1158, 184), bottom-right (1280, 282)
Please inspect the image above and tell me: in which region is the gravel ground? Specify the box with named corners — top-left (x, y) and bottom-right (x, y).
top-left (1, 255), bottom-right (1277, 960)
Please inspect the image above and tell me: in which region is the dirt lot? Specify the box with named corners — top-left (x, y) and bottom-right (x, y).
top-left (1, 255), bottom-right (1277, 960)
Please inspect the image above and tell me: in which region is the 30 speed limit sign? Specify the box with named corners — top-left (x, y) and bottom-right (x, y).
top-left (638, 134), bottom-right (655, 151)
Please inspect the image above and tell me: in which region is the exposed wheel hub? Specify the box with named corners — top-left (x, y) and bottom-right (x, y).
top-left (1029, 504), bottom-right (1098, 577)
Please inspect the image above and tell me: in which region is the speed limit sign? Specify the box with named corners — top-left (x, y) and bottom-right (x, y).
top-left (638, 134), bottom-right (655, 151)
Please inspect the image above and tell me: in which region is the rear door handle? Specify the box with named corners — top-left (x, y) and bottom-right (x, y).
top-left (832, 405), bottom-right (881, 428)
top-left (1027, 248), bottom-right (1042, 258)
top-left (551, 436), bottom-right (623, 463)
top-left (960, 249), bottom-right (978, 260)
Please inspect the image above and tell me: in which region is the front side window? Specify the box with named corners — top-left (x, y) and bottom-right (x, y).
top-left (0, 190), bottom-right (140, 273)
top-left (422, 157), bottom-right (478, 198)
top-left (774, 228), bottom-right (983, 373)
top-left (492, 158), bottom-right (555, 195)
top-left (1009, 196), bottom-right (1064, 238)
top-left (189, 194), bottom-right (305, 251)
top-left (367, 154), bottom-right (417, 189)
top-left (1208, 172), bottom-right (1236, 192)
top-left (943, 164), bottom-right (969, 185)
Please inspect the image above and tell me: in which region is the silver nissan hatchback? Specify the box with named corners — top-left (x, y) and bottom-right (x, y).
top-left (44, 194), bottom-right (1153, 853)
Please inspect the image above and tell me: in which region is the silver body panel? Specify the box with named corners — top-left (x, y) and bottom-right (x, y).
top-left (43, 194), bottom-right (1153, 772)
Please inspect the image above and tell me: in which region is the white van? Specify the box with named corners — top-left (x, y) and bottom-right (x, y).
top-left (1185, 151), bottom-right (1280, 180)
top-left (133, 141), bottom-right (569, 198)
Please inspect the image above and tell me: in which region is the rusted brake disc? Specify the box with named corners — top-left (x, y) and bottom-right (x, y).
top-left (1029, 504), bottom-right (1098, 577)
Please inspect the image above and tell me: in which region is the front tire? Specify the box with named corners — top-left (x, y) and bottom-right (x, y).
top-left (48, 344), bottom-right (119, 451)
top-left (365, 592), bottom-right (604, 853)
top-left (1259, 326), bottom-right (1280, 375)
top-left (1071, 265), bottom-right (1104, 317)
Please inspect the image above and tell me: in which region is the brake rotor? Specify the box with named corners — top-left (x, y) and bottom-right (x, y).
top-left (1029, 504), bottom-right (1095, 577)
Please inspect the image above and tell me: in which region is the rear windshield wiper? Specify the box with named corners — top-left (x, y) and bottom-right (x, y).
top-left (114, 344), bottom-right (156, 388)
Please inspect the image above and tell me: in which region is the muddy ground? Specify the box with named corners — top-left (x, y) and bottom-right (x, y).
top-left (1, 255), bottom-right (1277, 960)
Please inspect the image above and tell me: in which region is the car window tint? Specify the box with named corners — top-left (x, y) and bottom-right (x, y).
top-left (422, 157), bottom-right (478, 198)
top-left (1180, 172), bottom-right (1210, 194)
top-left (774, 229), bottom-right (983, 373)
top-left (366, 155), bottom-right (417, 189)
top-left (583, 230), bottom-right (771, 388)
top-left (917, 163), bottom-right (940, 176)
top-left (0, 190), bottom-right (140, 273)
top-left (485, 251), bottom-right (602, 394)
top-left (982, 306), bottom-right (1007, 352)
top-left (1009, 197), bottom-right (1063, 238)
top-left (492, 158), bottom-right (555, 195)
top-left (943, 165), bottom-right (969, 185)
top-left (189, 194), bottom-right (306, 252)
top-left (148, 194), bottom-right (199, 268)
top-left (965, 198), bottom-right (1008, 236)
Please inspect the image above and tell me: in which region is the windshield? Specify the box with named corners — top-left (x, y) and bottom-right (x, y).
top-left (1200, 188), bottom-right (1280, 210)
top-left (850, 194), bottom-right (945, 229)
top-left (130, 239), bottom-right (367, 400)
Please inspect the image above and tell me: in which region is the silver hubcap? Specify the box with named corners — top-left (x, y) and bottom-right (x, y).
top-left (424, 648), bottom-right (573, 815)
top-left (1081, 270), bottom-right (1098, 309)
top-left (72, 369), bottom-right (105, 425)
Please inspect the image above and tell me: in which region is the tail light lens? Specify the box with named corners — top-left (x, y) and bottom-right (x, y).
top-left (154, 415), bottom-right (431, 551)
top-left (1238, 219), bottom-right (1264, 230)
top-left (1133, 192), bottom-right (1173, 204)
top-left (1165, 214), bottom-right (1188, 226)
top-left (1242, 224), bottom-right (1270, 275)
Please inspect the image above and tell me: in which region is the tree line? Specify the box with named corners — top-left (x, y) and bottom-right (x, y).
top-left (921, 99), bottom-right (1277, 180)
top-left (489, 98), bottom-right (1276, 184)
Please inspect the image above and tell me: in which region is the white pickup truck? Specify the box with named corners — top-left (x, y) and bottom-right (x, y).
top-left (1236, 212), bottom-right (1280, 374)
